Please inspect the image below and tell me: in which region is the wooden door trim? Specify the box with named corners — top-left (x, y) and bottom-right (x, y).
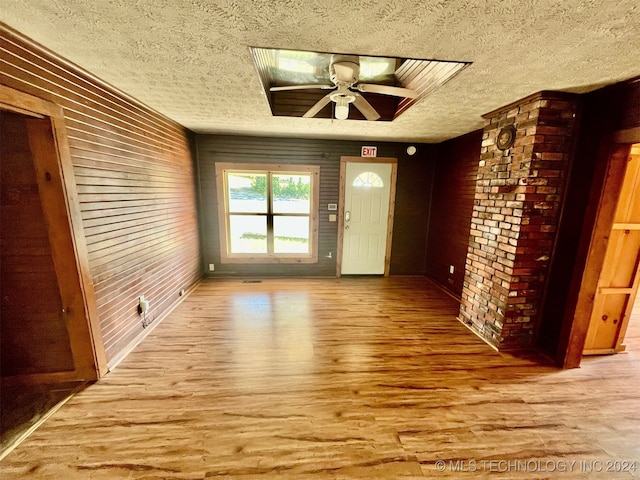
top-left (336, 156), bottom-right (398, 277)
top-left (561, 130), bottom-right (640, 367)
top-left (0, 84), bottom-right (107, 382)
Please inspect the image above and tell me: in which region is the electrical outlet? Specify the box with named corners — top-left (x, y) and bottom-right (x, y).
top-left (209, 263), bottom-right (215, 271)
top-left (138, 295), bottom-right (150, 314)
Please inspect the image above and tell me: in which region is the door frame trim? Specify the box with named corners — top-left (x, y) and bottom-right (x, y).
top-left (561, 126), bottom-right (640, 368)
top-left (0, 84), bottom-right (107, 383)
top-left (336, 156), bottom-right (398, 277)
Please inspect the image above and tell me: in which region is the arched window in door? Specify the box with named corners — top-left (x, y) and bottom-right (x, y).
top-left (353, 171), bottom-right (384, 188)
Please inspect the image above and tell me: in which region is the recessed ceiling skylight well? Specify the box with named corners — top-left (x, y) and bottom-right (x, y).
top-left (250, 47), bottom-right (471, 122)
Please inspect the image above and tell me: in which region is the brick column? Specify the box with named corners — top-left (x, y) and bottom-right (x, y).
top-left (459, 92), bottom-right (579, 349)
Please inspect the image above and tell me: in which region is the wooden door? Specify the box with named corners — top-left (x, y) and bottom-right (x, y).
top-left (0, 86), bottom-right (106, 384)
top-left (1, 112), bottom-right (76, 378)
top-left (583, 144), bottom-right (640, 354)
top-left (338, 157), bottom-right (397, 276)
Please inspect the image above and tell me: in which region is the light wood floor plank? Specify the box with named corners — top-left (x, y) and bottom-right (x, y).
top-left (2, 277), bottom-right (640, 479)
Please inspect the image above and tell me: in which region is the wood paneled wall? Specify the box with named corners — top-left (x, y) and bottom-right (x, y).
top-left (619, 77), bottom-right (640, 130)
top-left (197, 135), bottom-right (435, 276)
top-left (595, 75), bottom-right (640, 132)
top-left (1, 111), bottom-right (74, 376)
top-left (425, 130), bottom-right (482, 296)
top-left (0, 26), bottom-right (201, 366)
top-left (539, 78), bottom-right (640, 360)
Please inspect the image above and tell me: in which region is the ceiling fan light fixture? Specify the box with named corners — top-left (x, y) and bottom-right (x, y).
top-left (252, 47), bottom-right (472, 122)
top-left (335, 97), bottom-right (349, 120)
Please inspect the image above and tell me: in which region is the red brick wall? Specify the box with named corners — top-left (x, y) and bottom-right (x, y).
top-left (459, 92), bottom-right (579, 349)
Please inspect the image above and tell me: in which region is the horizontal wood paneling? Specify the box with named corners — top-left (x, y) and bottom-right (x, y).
top-left (197, 135), bottom-right (435, 276)
top-left (426, 130), bottom-right (482, 295)
top-left (1, 26), bottom-right (202, 365)
top-left (1, 112), bottom-right (74, 376)
top-left (391, 152), bottom-right (434, 274)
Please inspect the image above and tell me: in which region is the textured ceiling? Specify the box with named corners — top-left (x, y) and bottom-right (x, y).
top-left (1, 0), bottom-right (639, 142)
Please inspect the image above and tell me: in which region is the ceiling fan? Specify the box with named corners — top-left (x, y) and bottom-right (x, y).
top-left (270, 55), bottom-right (418, 121)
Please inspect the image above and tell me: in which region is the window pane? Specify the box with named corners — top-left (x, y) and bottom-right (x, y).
top-left (274, 216), bottom-right (309, 253)
top-left (229, 215), bottom-right (267, 253)
top-left (353, 171), bottom-right (384, 188)
top-left (272, 174), bottom-right (311, 214)
top-left (228, 173), bottom-right (267, 213)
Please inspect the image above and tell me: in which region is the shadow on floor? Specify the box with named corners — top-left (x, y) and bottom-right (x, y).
top-left (1, 381), bottom-right (86, 457)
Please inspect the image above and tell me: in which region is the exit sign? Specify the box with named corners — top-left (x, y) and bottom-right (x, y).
top-left (361, 146), bottom-right (377, 157)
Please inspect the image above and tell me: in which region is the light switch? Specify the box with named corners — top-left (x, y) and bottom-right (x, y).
top-left (329, 214), bottom-right (337, 222)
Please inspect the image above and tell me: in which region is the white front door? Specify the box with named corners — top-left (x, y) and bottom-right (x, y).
top-left (341, 161), bottom-right (393, 275)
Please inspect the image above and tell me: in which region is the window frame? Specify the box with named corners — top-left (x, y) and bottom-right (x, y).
top-left (215, 162), bottom-right (319, 264)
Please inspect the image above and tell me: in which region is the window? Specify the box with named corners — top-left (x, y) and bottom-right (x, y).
top-left (215, 163), bottom-right (319, 263)
top-left (353, 171), bottom-right (384, 188)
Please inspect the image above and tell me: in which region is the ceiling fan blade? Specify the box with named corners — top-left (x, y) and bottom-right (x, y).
top-left (270, 84), bottom-right (334, 92)
top-left (303, 93), bottom-right (333, 118)
top-left (356, 83), bottom-right (418, 99)
top-left (353, 93), bottom-right (381, 121)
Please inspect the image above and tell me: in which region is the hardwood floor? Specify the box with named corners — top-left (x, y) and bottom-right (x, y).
top-left (2, 277), bottom-right (639, 479)
top-left (0, 381), bottom-right (85, 457)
